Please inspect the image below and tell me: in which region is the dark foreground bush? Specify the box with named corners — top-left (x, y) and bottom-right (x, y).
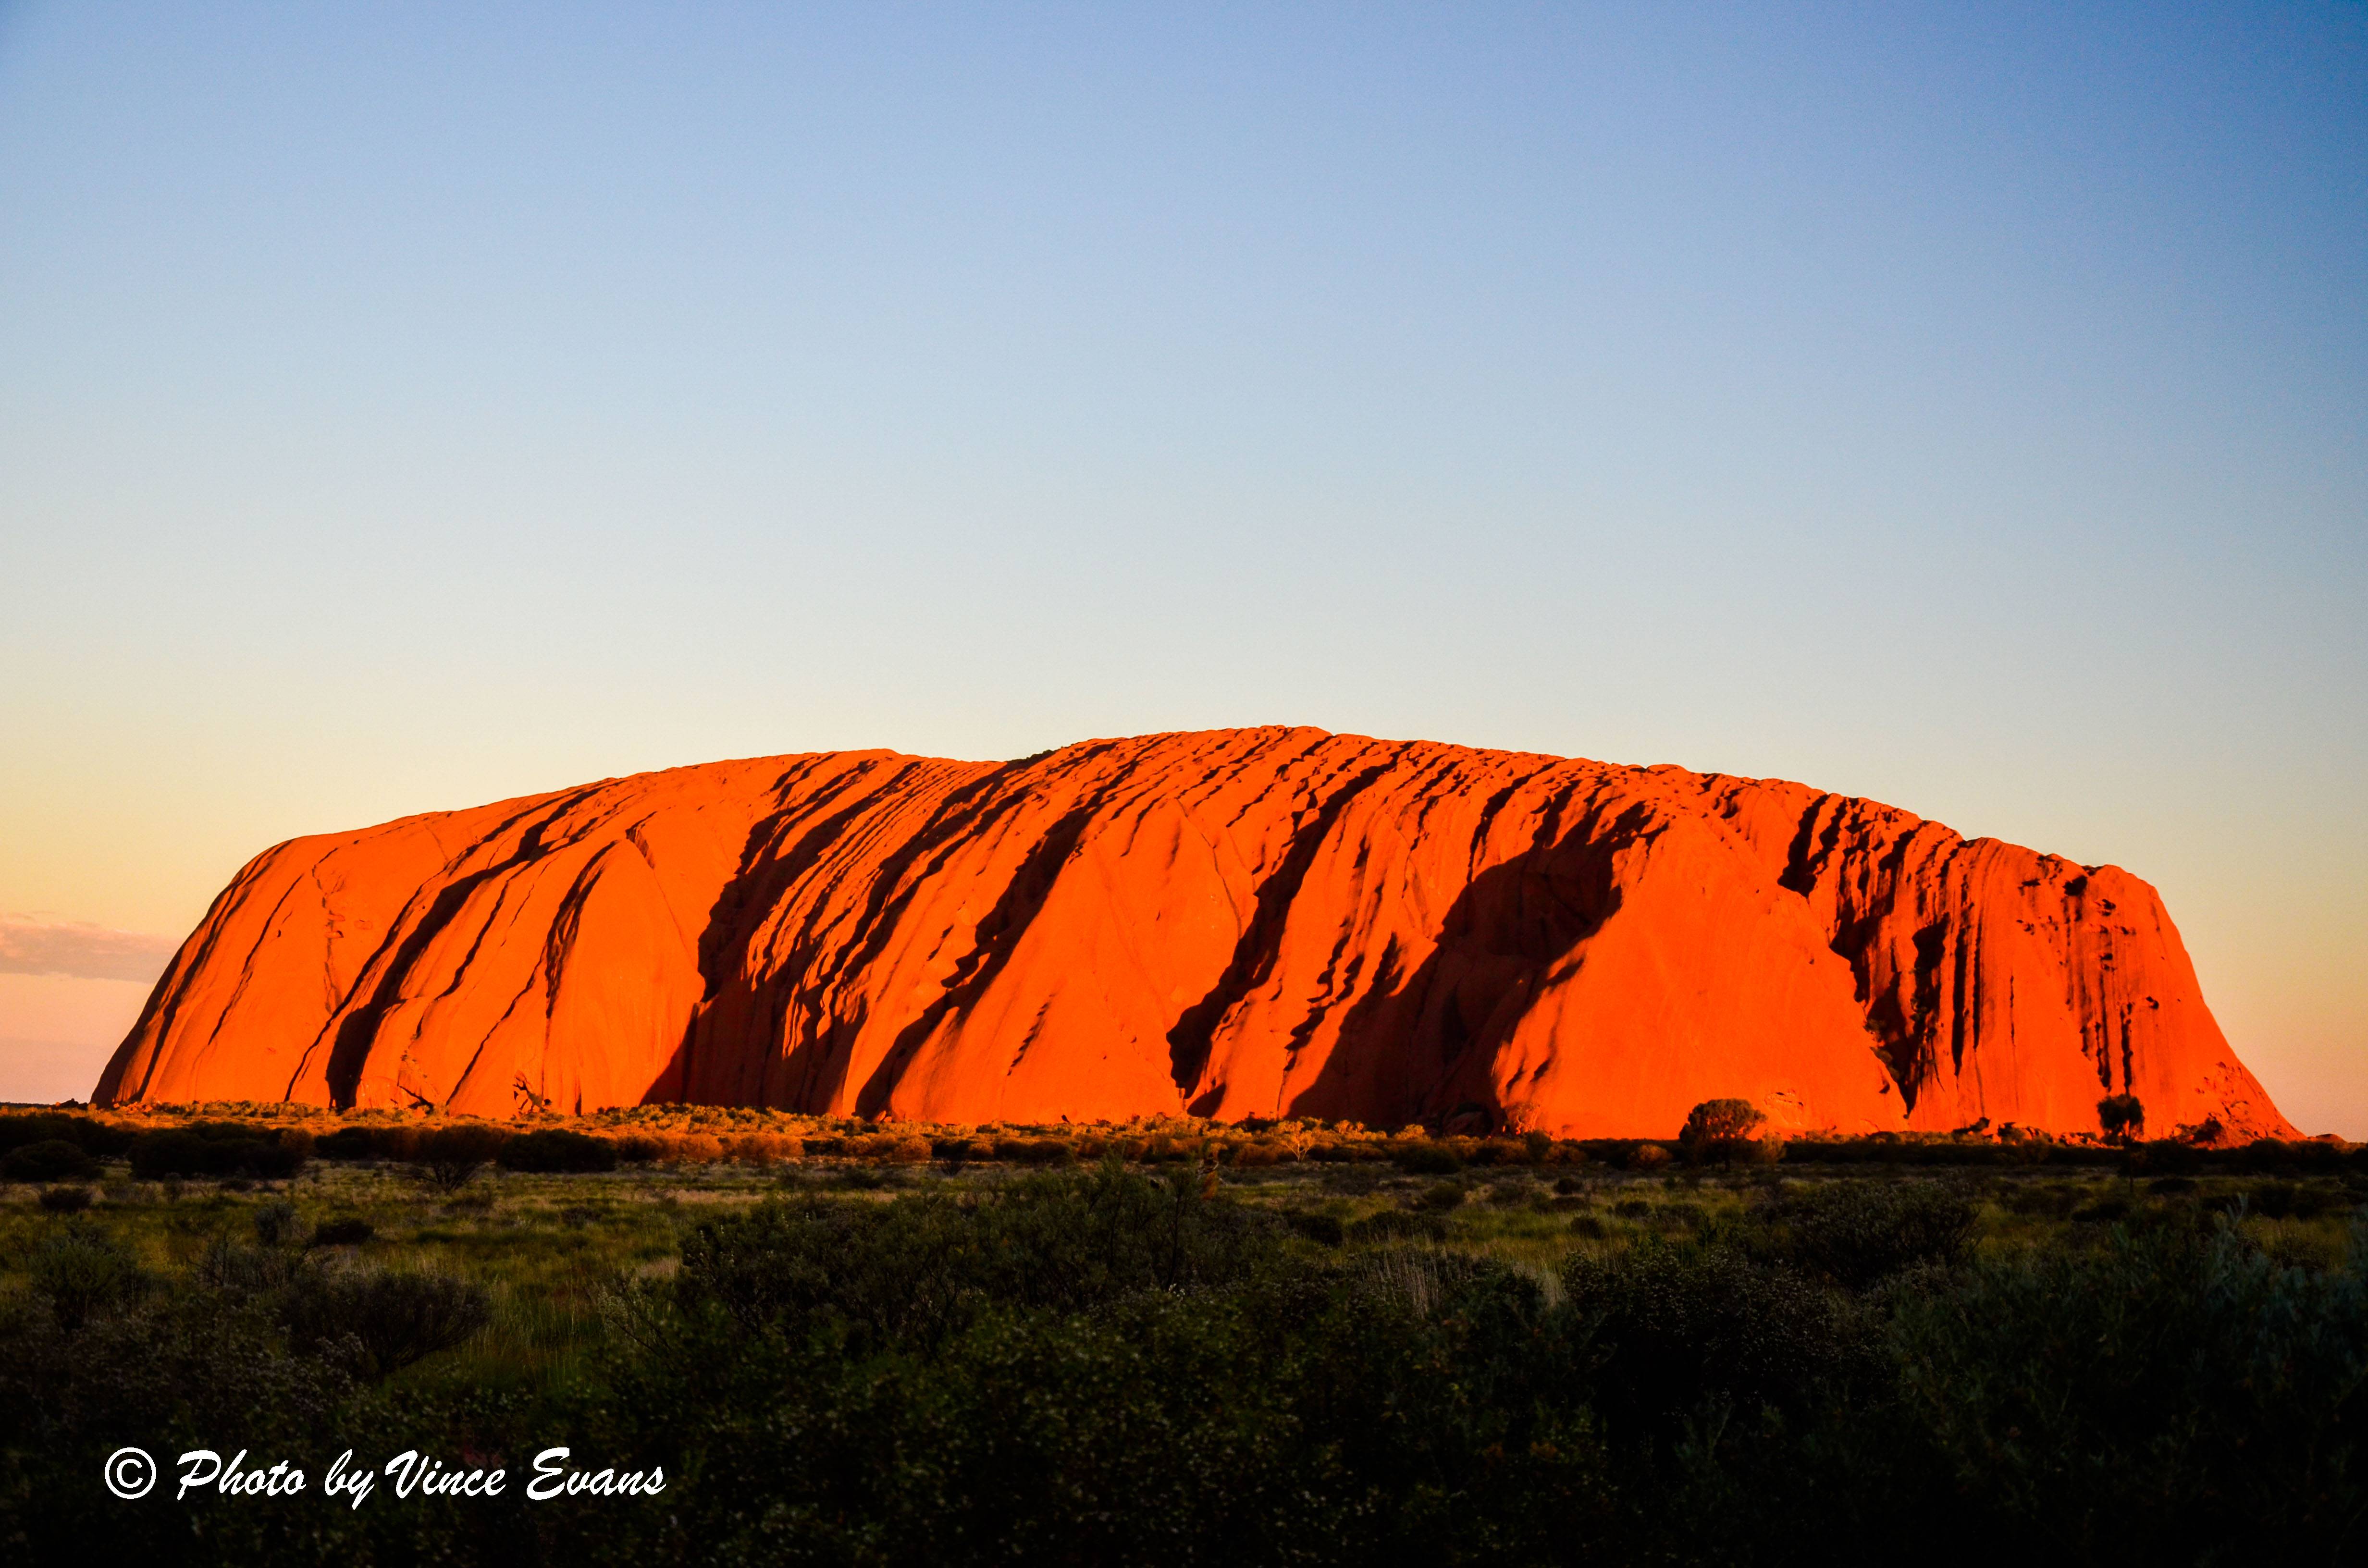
top-left (129, 1124), bottom-right (306, 1179)
top-left (2, 1166), bottom-right (2363, 1566)
top-left (24, 1220), bottom-right (146, 1331)
top-left (1564, 1238), bottom-right (1874, 1438)
top-left (1284, 1210), bottom-right (1346, 1246)
top-left (603, 1188), bottom-right (1606, 1565)
top-left (37, 1184), bottom-right (94, 1213)
top-left (0, 1113), bottom-right (135, 1158)
top-left (279, 1266), bottom-right (491, 1379)
top-left (1679, 1097), bottom-right (1767, 1164)
top-left (1345, 1209), bottom-right (1451, 1244)
top-left (250, 1198), bottom-right (299, 1245)
top-left (1775, 1179), bottom-right (1979, 1288)
top-left (306, 1215), bottom-right (375, 1247)
top-left (2240, 1179), bottom-right (2339, 1220)
top-left (497, 1128), bottom-right (617, 1173)
top-left (1393, 1140), bottom-right (1465, 1175)
top-left (1890, 1217), bottom-right (2368, 1559)
top-left (3, 1139), bottom-right (99, 1182)
top-left (414, 1125), bottom-right (508, 1192)
top-left (0, 1265), bottom-right (353, 1559)
top-left (674, 1158), bottom-right (1275, 1350)
top-left (311, 1125), bottom-right (388, 1160)
top-left (197, 1235), bottom-right (308, 1295)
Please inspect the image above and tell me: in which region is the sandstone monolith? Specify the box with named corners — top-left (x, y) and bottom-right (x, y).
top-left (95, 728), bottom-right (2294, 1140)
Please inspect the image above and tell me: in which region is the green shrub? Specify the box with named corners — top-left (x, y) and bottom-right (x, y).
top-left (195, 1236), bottom-right (306, 1295)
top-left (675, 1160), bottom-right (1272, 1352)
top-left (1777, 1180), bottom-right (1978, 1290)
top-left (250, 1198), bottom-right (299, 1246)
top-left (1889, 1216), bottom-right (2368, 1557)
top-left (25, 1220), bottom-right (144, 1332)
top-left (1413, 1179), bottom-right (1468, 1211)
top-left (598, 1220), bottom-right (1610, 1566)
top-left (3, 1139), bottom-right (99, 1182)
top-left (602, 1278), bottom-right (1373, 1564)
top-left (1680, 1099), bottom-right (1767, 1164)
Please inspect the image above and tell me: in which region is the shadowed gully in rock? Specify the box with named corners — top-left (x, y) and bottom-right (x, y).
top-left (94, 729), bottom-right (2294, 1139)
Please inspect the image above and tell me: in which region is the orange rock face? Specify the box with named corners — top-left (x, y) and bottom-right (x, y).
top-left (95, 729), bottom-right (2295, 1140)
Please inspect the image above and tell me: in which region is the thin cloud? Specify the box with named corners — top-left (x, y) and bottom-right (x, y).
top-left (0, 914), bottom-right (180, 983)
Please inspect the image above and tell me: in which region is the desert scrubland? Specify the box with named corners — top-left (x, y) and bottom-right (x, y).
top-left (2, 1102), bottom-right (2362, 1564)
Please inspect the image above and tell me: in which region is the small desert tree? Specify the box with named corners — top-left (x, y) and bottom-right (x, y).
top-left (2097, 1093), bottom-right (2146, 1147)
top-left (413, 1125), bottom-right (507, 1195)
top-left (1680, 1099), bottom-right (1767, 1164)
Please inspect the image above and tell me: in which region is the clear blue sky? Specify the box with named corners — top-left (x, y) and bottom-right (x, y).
top-left (1, 2), bottom-right (2362, 1127)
